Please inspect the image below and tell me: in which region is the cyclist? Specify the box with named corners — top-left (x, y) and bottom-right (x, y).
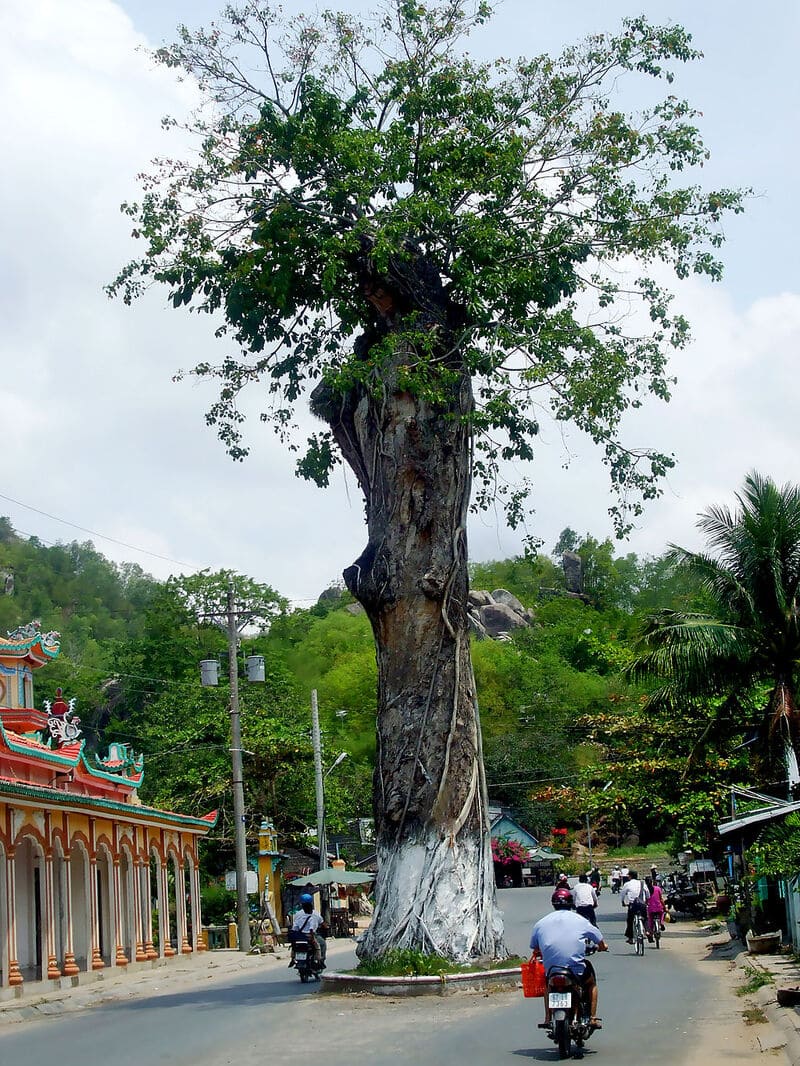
top-left (645, 878), bottom-right (666, 940)
top-left (621, 868), bottom-right (649, 943)
top-left (529, 887), bottom-right (608, 1029)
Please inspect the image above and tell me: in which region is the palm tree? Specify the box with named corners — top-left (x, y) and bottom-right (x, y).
top-left (629, 472), bottom-right (800, 797)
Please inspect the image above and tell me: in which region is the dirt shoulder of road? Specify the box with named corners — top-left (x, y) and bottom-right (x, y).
top-left (665, 922), bottom-right (791, 1064)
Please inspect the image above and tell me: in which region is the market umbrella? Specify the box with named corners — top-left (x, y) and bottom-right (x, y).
top-left (289, 869), bottom-right (375, 887)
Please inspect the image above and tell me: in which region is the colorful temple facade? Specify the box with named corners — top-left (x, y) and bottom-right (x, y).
top-left (0, 622), bottom-right (216, 990)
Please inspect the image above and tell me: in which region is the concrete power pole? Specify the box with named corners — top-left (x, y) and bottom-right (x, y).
top-left (227, 582), bottom-right (251, 953)
top-left (311, 689), bottom-right (327, 871)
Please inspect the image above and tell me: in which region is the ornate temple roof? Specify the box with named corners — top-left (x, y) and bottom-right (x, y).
top-left (0, 622), bottom-right (61, 666)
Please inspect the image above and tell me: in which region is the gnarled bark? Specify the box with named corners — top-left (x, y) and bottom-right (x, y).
top-left (311, 262), bottom-right (505, 961)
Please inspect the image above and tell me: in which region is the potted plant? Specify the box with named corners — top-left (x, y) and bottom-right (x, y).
top-left (745, 898), bottom-right (782, 953)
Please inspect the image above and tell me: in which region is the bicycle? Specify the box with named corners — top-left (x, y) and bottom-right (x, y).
top-left (651, 915), bottom-right (662, 949)
top-left (632, 910), bottom-right (646, 956)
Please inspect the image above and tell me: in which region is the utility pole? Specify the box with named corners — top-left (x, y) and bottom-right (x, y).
top-left (311, 689), bottom-right (327, 871)
top-left (585, 812), bottom-right (593, 869)
top-left (227, 581), bottom-right (251, 953)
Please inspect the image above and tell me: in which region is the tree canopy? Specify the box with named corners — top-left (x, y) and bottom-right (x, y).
top-left (110, 0), bottom-right (745, 537)
top-left (629, 471), bottom-right (800, 797)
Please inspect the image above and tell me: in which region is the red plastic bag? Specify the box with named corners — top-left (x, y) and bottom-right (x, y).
top-left (520, 958), bottom-right (546, 998)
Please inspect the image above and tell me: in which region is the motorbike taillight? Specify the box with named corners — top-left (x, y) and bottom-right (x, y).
top-left (549, 975), bottom-right (571, 991)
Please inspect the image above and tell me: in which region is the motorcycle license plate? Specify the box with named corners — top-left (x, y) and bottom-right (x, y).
top-left (295, 952), bottom-right (307, 962)
top-left (548, 992), bottom-right (571, 1009)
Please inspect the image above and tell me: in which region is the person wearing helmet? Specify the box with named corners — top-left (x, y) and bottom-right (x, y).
top-left (290, 891), bottom-right (327, 967)
top-left (529, 886), bottom-right (608, 1028)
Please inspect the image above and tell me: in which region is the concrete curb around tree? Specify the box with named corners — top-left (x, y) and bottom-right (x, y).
top-left (321, 966), bottom-right (522, 996)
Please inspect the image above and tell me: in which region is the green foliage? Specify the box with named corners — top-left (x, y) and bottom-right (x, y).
top-left (111, 1), bottom-right (745, 536)
top-left (469, 555), bottom-right (564, 602)
top-left (628, 472), bottom-right (800, 791)
top-left (200, 880), bottom-right (236, 924)
top-left (0, 511), bottom-right (759, 868)
top-left (736, 966), bottom-right (774, 997)
top-left (355, 948), bottom-right (458, 976)
top-left (750, 813), bottom-right (800, 879)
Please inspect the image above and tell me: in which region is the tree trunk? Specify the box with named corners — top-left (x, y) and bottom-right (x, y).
top-left (311, 266), bottom-right (505, 961)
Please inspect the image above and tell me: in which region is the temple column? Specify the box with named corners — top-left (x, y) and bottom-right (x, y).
top-left (177, 856), bottom-right (191, 954)
top-left (89, 855), bottom-right (104, 970)
top-left (61, 851), bottom-right (79, 977)
top-left (4, 848), bottom-right (22, 987)
top-left (161, 859), bottom-right (176, 957)
top-left (190, 858), bottom-right (203, 952)
top-left (132, 858), bottom-right (146, 962)
top-left (144, 856), bottom-right (157, 959)
top-left (44, 849), bottom-right (61, 980)
top-left (112, 857), bottom-right (128, 967)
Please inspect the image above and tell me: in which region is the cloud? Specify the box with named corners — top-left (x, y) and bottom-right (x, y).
top-left (1, 0), bottom-right (798, 605)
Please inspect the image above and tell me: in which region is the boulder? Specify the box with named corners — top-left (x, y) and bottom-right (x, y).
top-left (561, 552), bottom-right (584, 595)
top-left (317, 586), bottom-right (344, 604)
top-left (491, 588), bottom-right (526, 615)
top-left (479, 602), bottom-right (528, 639)
top-left (468, 589), bottom-right (494, 608)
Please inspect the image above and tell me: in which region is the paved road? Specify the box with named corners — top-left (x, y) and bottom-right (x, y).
top-left (0, 885), bottom-right (730, 1065)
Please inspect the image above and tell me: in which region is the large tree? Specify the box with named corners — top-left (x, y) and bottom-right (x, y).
top-left (629, 472), bottom-right (800, 797)
top-left (110, 1), bottom-right (744, 959)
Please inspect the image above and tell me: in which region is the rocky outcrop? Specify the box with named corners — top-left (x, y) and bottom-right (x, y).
top-left (468, 588), bottom-right (533, 642)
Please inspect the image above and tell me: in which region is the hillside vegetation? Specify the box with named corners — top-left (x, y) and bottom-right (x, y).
top-left (0, 517), bottom-right (746, 874)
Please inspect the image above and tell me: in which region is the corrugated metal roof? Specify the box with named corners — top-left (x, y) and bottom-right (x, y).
top-left (717, 799), bottom-right (800, 836)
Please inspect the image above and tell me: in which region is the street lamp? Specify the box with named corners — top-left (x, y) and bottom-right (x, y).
top-left (198, 580), bottom-right (264, 953)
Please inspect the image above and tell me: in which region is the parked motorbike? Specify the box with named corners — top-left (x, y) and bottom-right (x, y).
top-left (541, 943), bottom-right (598, 1061)
top-left (664, 873), bottom-right (707, 919)
top-left (290, 934), bottom-right (324, 983)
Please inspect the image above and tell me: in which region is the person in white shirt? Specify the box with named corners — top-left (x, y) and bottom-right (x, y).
top-left (620, 869), bottom-right (650, 943)
top-left (290, 892), bottom-right (327, 965)
top-left (572, 873), bottom-right (598, 926)
top-left (610, 865), bottom-right (622, 893)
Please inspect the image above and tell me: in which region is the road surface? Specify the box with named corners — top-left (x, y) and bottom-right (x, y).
top-left (0, 884), bottom-right (768, 1064)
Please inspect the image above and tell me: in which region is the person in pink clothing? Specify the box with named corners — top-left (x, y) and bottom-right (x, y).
top-left (645, 878), bottom-right (666, 938)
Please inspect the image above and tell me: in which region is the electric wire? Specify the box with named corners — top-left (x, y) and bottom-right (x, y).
top-left (0, 491), bottom-right (198, 571)
top-left (2, 492), bottom-right (322, 604)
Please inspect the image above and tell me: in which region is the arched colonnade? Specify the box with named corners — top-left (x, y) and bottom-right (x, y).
top-left (0, 809), bottom-right (205, 989)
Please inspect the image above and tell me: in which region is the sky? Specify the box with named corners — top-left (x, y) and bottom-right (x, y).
top-left (1, 0), bottom-right (799, 605)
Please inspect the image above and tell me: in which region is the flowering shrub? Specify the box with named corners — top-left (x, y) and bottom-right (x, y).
top-left (491, 836), bottom-right (529, 866)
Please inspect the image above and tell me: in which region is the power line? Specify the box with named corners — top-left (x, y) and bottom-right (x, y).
top-left (0, 491), bottom-right (198, 571)
top-left (3, 492), bottom-right (326, 606)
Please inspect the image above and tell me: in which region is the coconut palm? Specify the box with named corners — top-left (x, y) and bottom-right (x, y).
top-left (629, 472), bottom-right (800, 796)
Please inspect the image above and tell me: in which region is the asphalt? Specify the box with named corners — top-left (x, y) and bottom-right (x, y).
top-left (3, 917), bottom-right (800, 1065)
top-left (0, 945), bottom-right (296, 1026)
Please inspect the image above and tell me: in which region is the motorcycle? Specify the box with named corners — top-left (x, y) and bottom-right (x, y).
top-left (541, 942), bottom-right (598, 1061)
top-left (610, 874), bottom-right (621, 894)
top-left (290, 933), bottom-right (325, 983)
top-left (664, 873), bottom-right (707, 919)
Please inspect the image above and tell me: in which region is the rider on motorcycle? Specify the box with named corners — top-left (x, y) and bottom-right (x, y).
top-left (528, 887), bottom-right (608, 1029)
top-left (290, 892), bottom-right (328, 968)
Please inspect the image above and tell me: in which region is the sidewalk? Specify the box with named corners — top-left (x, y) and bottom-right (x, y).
top-left (0, 945), bottom-right (293, 1027)
top-left (729, 935), bottom-right (800, 1064)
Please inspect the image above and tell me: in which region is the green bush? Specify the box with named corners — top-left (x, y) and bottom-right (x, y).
top-left (201, 881), bottom-right (236, 924)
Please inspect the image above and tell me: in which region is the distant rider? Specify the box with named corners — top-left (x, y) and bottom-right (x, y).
top-left (572, 873), bottom-right (598, 926)
top-left (529, 887), bottom-right (608, 1029)
top-left (646, 878), bottom-right (666, 939)
top-left (290, 892), bottom-right (327, 967)
top-left (621, 868), bottom-right (650, 943)
top-left (610, 865), bottom-right (622, 893)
